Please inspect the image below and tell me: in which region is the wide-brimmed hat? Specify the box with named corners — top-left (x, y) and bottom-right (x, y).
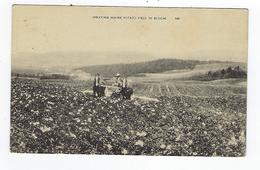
top-left (115, 73), bottom-right (120, 77)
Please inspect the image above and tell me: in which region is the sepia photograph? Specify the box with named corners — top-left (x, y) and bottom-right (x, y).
top-left (10, 5), bottom-right (248, 156)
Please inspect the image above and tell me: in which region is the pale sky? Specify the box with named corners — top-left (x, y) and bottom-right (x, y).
top-left (12, 6), bottom-right (248, 68)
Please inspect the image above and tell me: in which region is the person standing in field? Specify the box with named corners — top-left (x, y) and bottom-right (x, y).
top-left (93, 73), bottom-right (105, 97)
top-left (113, 73), bottom-right (123, 87)
top-left (121, 75), bottom-right (128, 99)
top-left (113, 73), bottom-right (123, 93)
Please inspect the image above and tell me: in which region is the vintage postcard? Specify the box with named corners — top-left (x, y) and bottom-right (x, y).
top-left (11, 5), bottom-right (248, 156)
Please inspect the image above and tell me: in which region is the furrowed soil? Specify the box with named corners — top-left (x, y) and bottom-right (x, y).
top-left (10, 78), bottom-right (246, 156)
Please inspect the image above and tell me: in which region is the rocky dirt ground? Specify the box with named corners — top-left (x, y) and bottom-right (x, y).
top-left (10, 78), bottom-right (246, 156)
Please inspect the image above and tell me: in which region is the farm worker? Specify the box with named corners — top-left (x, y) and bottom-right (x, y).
top-left (113, 73), bottom-right (123, 93)
top-left (93, 73), bottom-right (101, 86)
top-left (113, 73), bottom-right (123, 87)
top-left (122, 75), bottom-right (128, 88)
top-left (93, 73), bottom-right (105, 96)
top-left (121, 75), bottom-right (128, 99)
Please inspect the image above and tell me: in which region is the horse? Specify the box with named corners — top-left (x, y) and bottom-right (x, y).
top-left (93, 85), bottom-right (106, 97)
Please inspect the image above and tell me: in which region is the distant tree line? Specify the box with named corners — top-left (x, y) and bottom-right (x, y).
top-left (192, 66), bottom-right (247, 81)
top-left (11, 72), bottom-right (42, 78)
top-left (39, 74), bottom-right (71, 80)
top-left (12, 72), bottom-right (71, 80)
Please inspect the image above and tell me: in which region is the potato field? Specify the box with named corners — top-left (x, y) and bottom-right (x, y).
top-left (10, 78), bottom-right (246, 156)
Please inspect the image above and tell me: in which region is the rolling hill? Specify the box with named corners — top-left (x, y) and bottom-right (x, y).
top-left (76, 59), bottom-right (236, 77)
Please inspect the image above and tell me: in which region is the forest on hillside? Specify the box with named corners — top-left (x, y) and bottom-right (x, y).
top-left (189, 66), bottom-right (247, 81)
top-left (77, 59), bottom-right (226, 77)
